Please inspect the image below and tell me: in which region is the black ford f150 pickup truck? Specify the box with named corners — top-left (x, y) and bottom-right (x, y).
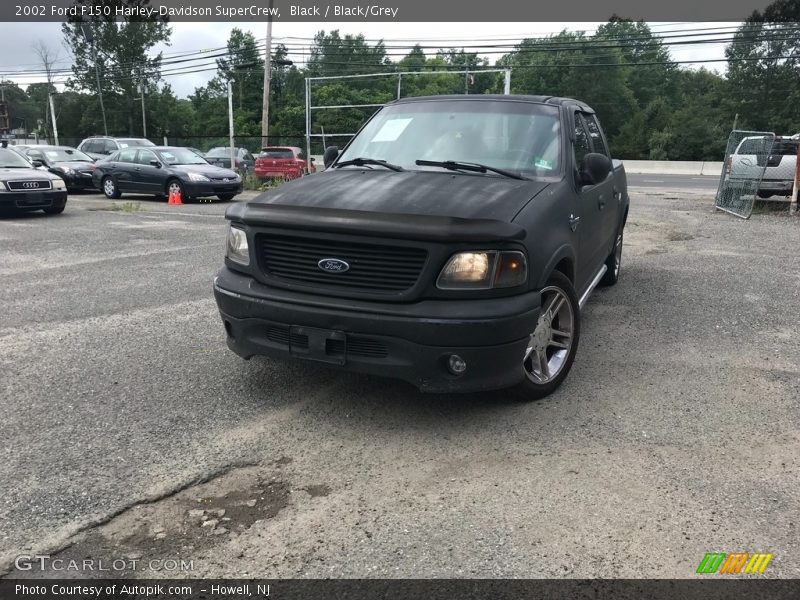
top-left (214, 95), bottom-right (628, 399)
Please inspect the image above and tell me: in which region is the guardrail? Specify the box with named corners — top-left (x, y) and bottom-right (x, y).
top-left (621, 160), bottom-right (724, 176)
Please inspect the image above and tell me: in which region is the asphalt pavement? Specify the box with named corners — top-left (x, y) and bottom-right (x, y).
top-left (1, 188), bottom-right (798, 578)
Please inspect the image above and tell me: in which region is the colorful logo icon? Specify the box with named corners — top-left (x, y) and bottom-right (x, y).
top-left (696, 552), bottom-right (773, 574)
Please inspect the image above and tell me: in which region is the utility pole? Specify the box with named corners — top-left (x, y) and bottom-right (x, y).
top-left (48, 93), bottom-right (59, 145)
top-left (138, 70), bottom-right (147, 138)
top-left (260, 0), bottom-right (274, 148)
top-left (227, 79), bottom-right (235, 171)
top-left (732, 113), bottom-right (739, 132)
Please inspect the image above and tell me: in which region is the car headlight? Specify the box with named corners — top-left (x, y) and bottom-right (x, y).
top-left (436, 250), bottom-right (527, 290)
top-left (52, 179), bottom-right (66, 190)
top-left (58, 167), bottom-right (75, 176)
top-left (226, 225), bottom-right (249, 266)
top-left (187, 172), bottom-right (210, 182)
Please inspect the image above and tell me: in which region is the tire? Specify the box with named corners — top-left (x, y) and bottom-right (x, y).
top-left (102, 176), bottom-right (121, 199)
top-left (217, 193), bottom-right (236, 202)
top-left (166, 179), bottom-right (189, 203)
top-left (511, 270), bottom-right (580, 401)
top-left (599, 225), bottom-right (624, 286)
top-left (43, 204), bottom-right (65, 215)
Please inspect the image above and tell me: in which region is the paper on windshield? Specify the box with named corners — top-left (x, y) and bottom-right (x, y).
top-left (371, 118), bottom-right (412, 143)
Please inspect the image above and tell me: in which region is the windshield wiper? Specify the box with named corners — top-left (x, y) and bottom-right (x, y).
top-left (415, 159), bottom-right (528, 180)
top-left (334, 157), bottom-right (404, 172)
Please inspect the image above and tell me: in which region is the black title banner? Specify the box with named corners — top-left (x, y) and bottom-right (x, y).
top-left (2, 0), bottom-right (776, 22)
top-left (2, 579), bottom-right (800, 600)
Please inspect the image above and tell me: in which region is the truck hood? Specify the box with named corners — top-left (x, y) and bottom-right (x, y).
top-left (251, 169), bottom-right (550, 222)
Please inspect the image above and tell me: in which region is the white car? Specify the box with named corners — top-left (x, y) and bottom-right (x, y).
top-left (726, 134), bottom-right (798, 198)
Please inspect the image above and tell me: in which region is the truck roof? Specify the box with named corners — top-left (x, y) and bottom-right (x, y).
top-left (391, 94), bottom-right (595, 113)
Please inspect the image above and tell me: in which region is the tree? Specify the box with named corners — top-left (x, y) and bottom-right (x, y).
top-left (0, 81), bottom-right (37, 134)
top-left (499, 31), bottom-right (638, 140)
top-left (725, 0), bottom-right (800, 133)
top-left (32, 40), bottom-right (60, 140)
top-left (61, 0), bottom-right (171, 136)
top-left (596, 18), bottom-right (677, 109)
top-left (306, 30), bottom-right (391, 77)
top-left (216, 28), bottom-right (264, 111)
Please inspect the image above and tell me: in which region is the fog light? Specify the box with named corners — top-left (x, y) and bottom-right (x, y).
top-left (448, 354), bottom-right (467, 375)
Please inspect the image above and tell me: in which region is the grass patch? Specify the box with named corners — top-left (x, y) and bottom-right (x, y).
top-left (242, 172), bottom-right (287, 192)
top-left (106, 201), bottom-right (142, 213)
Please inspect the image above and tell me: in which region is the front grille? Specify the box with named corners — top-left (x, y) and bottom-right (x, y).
top-left (266, 326), bottom-right (308, 348)
top-left (264, 325), bottom-right (388, 358)
top-left (6, 180), bottom-right (52, 191)
top-left (260, 235), bottom-right (427, 293)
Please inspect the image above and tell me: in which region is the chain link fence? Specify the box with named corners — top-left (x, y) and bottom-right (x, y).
top-left (715, 130), bottom-right (775, 219)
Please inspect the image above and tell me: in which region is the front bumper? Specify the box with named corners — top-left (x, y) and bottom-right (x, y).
top-left (62, 173), bottom-right (96, 190)
top-left (184, 180), bottom-right (243, 198)
top-left (0, 190), bottom-right (67, 211)
top-left (214, 267), bottom-right (541, 393)
top-left (254, 168), bottom-right (301, 180)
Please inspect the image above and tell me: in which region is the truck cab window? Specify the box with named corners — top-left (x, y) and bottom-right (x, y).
top-left (584, 115), bottom-right (609, 158)
top-left (573, 114), bottom-right (591, 168)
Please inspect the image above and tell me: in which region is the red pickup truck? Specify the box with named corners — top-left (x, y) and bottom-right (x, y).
top-left (254, 146), bottom-right (315, 180)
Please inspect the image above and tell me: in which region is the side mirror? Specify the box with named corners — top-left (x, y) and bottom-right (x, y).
top-left (150, 160), bottom-right (162, 168)
top-left (579, 152), bottom-right (612, 186)
top-left (31, 159), bottom-right (44, 168)
top-left (323, 146), bottom-right (339, 169)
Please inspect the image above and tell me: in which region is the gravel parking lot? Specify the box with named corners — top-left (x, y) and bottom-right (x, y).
top-left (1, 188), bottom-right (798, 579)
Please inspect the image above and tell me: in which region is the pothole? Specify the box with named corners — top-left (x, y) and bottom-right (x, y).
top-left (10, 460), bottom-right (294, 579)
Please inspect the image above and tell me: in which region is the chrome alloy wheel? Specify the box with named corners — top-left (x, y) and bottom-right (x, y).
top-left (103, 178), bottom-right (115, 196)
top-left (168, 181), bottom-right (182, 195)
top-left (524, 285), bottom-right (575, 384)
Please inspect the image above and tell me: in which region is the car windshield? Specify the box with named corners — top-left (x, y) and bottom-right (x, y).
top-left (338, 100), bottom-right (562, 177)
top-left (206, 147), bottom-right (236, 158)
top-left (157, 148), bottom-right (209, 165)
top-left (0, 148), bottom-right (34, 168)
top-left (260, 148), bottom-right (294, 159)
top-left (118, 139), bottom-right (154, 148)
top-left (41, 148), bottom-right (93, 163)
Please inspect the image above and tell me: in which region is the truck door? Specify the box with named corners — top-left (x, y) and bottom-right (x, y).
top-left (583, 113), bottom-right (619, 257)
top-left (572, 112), bottom-right (607, 289)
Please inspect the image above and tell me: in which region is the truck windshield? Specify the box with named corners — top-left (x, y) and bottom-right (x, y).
top-left (338, 100), bottom-right (562, 177)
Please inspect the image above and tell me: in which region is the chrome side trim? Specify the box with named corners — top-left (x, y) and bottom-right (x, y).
top-left (578, 264), bottom-right (607, 310)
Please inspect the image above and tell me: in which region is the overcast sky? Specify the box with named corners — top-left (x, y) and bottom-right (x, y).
top-left (0, 21), bottom-right (737, 98)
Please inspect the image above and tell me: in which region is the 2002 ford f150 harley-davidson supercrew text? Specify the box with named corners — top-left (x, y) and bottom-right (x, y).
top-left (213, 95), bottom-right (629, 399)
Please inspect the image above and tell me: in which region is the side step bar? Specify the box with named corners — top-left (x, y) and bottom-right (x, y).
top-left (578, 264), bottom-right (607, 310)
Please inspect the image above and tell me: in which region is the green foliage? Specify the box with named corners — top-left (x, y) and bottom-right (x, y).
top-left (724, 1), bottom-right (800, 133)
top-left (61, 0), bottom-right (171, 136)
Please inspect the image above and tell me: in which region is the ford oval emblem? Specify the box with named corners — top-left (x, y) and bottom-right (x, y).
top-left (318, 258), bottom-right (350, 273)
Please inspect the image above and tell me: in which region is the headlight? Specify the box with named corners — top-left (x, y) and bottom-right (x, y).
top-left (437, 250), bottom-right (527, 290)
top-left (52, 179), bottom-right (66, 190)
top-left (226, 225), bottom-right (249, 266)
top-left (187, 172), bottom-right (210, 182)
top-left (58, 167), bottom-right (75, 176)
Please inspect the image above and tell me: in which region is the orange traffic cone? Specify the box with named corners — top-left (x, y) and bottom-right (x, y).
top-left (173, 187), bottom-right (183, 205)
